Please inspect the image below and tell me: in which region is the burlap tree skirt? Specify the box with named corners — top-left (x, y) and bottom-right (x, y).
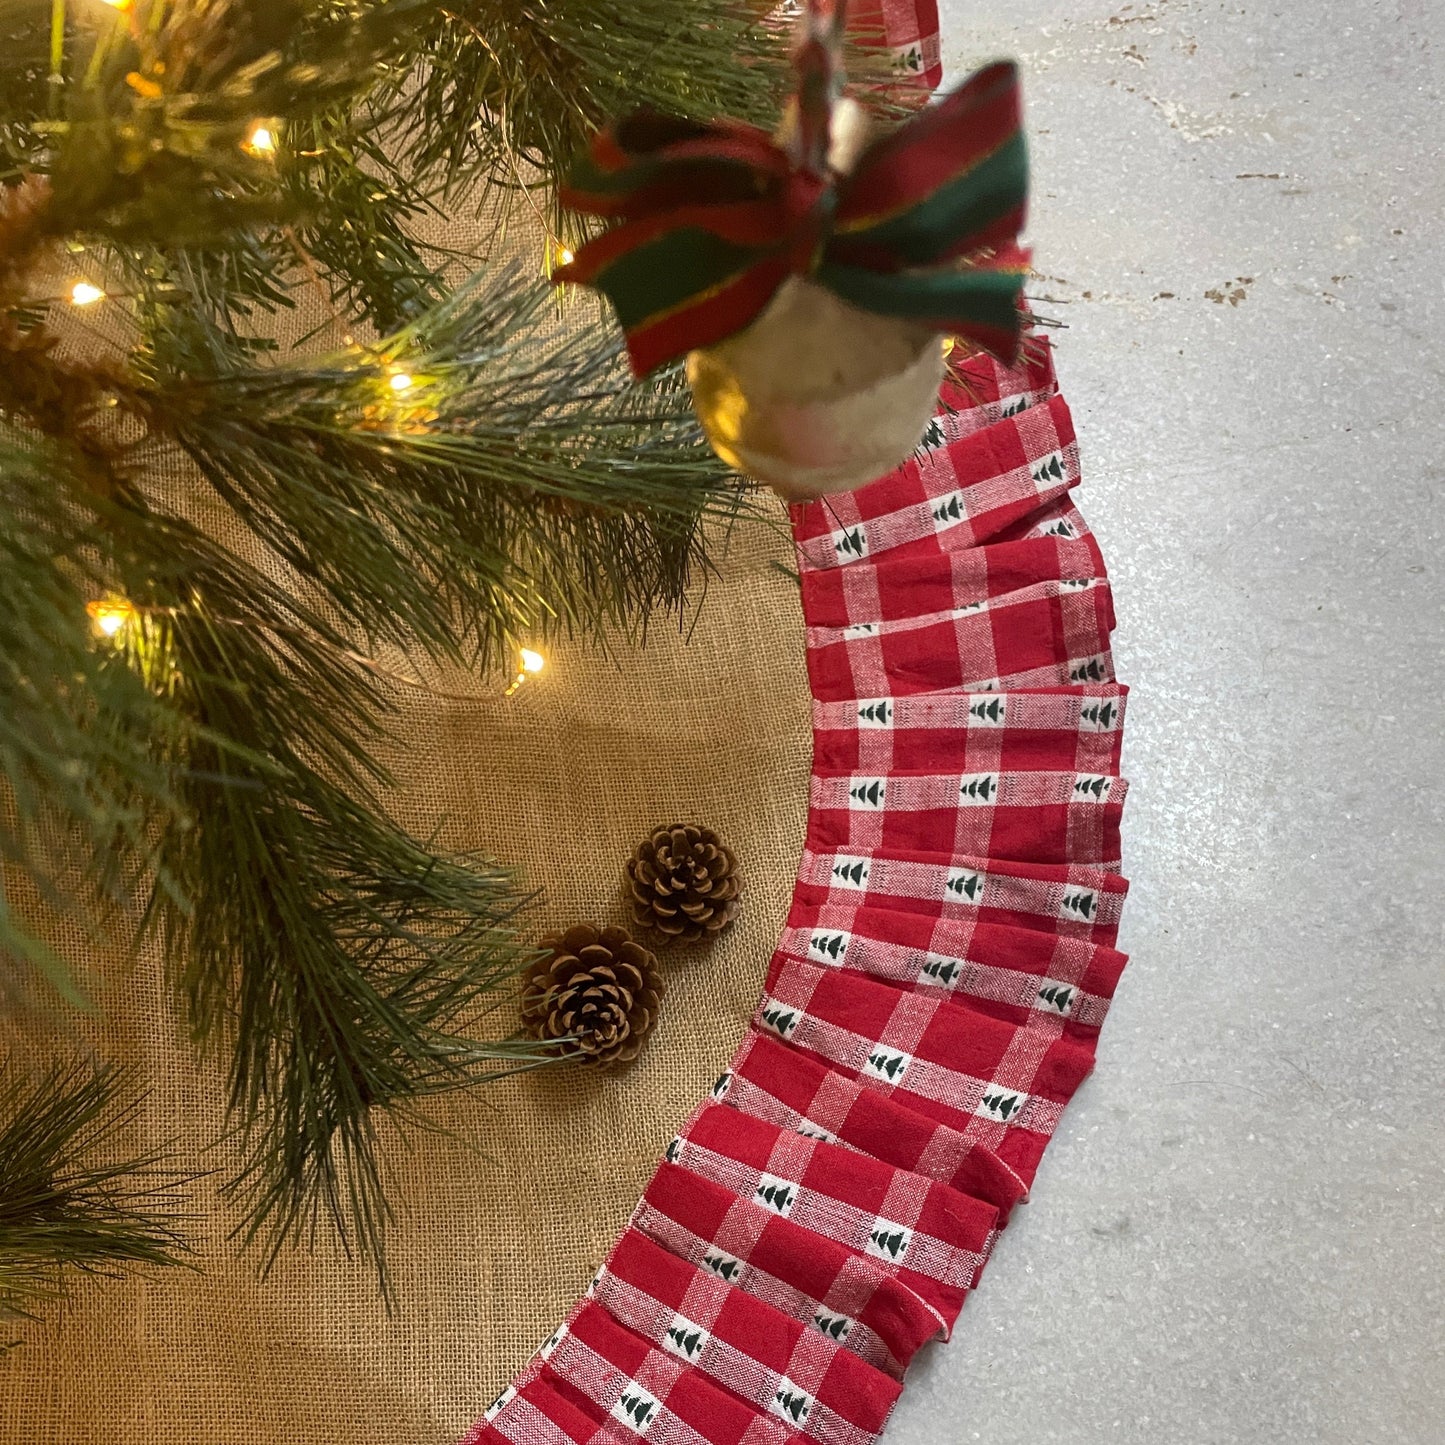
top-left (0, 511), bottom-right (811, 1445)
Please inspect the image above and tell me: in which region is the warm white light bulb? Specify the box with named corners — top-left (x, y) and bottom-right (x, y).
top-left (88, 600), bottom-right (134, 637)
top-left (246, 125), bottom-right (276, 156)
top-left (70, 281), bottom-right (105, 306)
top-left (519, 648), bottom-right (545, 674)
top-left (389, 371), bottom-right (414, 392)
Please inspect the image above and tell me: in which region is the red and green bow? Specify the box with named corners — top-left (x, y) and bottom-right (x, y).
top-left (555, 59), bottom-right (1031, 378)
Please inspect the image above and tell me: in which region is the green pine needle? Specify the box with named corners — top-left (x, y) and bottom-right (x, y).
top-left (0, 1056), bottom-right (196, 1342)
top-left (393, 0), bottom-right (791, 202)
top-left (133, 264), bottom-right (754, 673)
top-left (0, 432), bottom-right (189, 1010)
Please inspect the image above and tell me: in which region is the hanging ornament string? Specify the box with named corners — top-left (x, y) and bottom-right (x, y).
top-left (554, 3), bottom-right (1030, 379)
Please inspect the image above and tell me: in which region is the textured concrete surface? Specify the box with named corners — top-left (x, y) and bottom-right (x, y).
top-left (895, 4), bottom-right (1445, 1443)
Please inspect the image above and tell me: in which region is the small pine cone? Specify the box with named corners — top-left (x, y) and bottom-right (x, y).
top-left (626, 824), bottom-right (740, 945)
top-left (521, 924), bottom-right (666, 1067)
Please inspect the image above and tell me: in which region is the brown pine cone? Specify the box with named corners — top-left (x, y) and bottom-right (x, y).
top-left (520, 924), bottom-right (666, 1067)
top-left (626, 824), bottom-right (741, 945)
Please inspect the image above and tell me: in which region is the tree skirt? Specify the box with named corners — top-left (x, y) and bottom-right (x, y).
top-left (463, 337), bottom-right (1130, 1445)
top-left (0, 355), bottom-right (818, 1445)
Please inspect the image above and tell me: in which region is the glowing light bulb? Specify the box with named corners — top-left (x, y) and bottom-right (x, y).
top-left (96, 0), bottom-right (130, 9)
top-left (504, 648), bottom-right (547, 695)
top-left (88, 599), bottom-right (135, 637)
top-left (389, 371), bottom-right (414, 393)
top-left (245, 124), bottom-right (277, 157)
top-left (70, 281), bottom-right (105, 307)
top-left (557, 247), bottom-right (574, 267)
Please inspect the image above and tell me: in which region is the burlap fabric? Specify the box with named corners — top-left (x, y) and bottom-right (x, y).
top-left (0, 505), bottom-right (811, 1444)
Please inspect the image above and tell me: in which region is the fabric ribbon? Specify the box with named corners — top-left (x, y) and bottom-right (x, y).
top-left (556, 61), bottom-right (1030, 378)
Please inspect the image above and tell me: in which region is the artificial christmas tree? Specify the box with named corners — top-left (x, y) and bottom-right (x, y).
top-left (0, 0), bottom-right (838, 1308)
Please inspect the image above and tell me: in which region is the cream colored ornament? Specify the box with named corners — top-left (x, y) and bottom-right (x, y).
top-left (684, 98), bottom-right (946, 500)
top-left (685, 287), bottom-right (945, 500)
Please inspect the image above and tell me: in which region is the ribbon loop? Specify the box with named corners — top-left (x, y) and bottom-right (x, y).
top-left (557, 61), bottom-right (1030, 378)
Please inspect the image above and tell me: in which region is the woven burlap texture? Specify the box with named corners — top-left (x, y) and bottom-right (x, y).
top-left (0, 507), bottom-right (811, 1445)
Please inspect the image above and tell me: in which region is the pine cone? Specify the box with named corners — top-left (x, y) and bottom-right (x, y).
top-left (521, 924), bottom-right (666, 1067)
top-left (626, 824), bottom-right (740, 944)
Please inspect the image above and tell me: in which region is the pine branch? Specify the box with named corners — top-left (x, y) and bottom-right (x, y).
top-left (0, 431), bottom-right (188, 1009)
top-left (0, 0), bottom-right (50, 182)
top-left (25, 477), bottom-right (559, 1282)
top-left (0, 212), bottom-right (740, 1294)
top-left (395, 0), bottom-right (791, 201)
top-left (131, 265), bottom-right (752, 670)
top-left (0, 396), bottom-right (568, 1283)
top-left (137, 557), bottom-right (556, 1281)
top-left (282, 113), bottom-right (454, 333)
top-left (0, 1055), bottom-right (196, 1342)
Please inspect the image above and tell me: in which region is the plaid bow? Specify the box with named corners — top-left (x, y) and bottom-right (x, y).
top-left (556, 61), bottom-right (1031, 378)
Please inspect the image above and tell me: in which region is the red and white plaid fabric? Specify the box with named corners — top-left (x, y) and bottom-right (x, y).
top-left (798, 535), bottom-right (1110, 628)
top-left (792, 395), bottom-right (1081, 572)
top-left (811, 684), bottom-right (1126, 774)
top-left (664, 1103), bottom-right (999, 1323)
top-left (806, 767), bottom-right (1126, 865)
top-left (718, 1032), bottom-right (1030, 1211)
top-left (804, 581), bottom-right (1116, 700)
top-left (751, 958), bottom-right (1094, 1181)
top-left (632, 1162), bottom-right (946, 1375)
top-left (463, 334), bottom-right (1131, 1445)
top-left (588, 1228), bottom-right (901, 1445)
top-left (777, 902), bottom-right (1128, 1038)
top-left (793, 846), bottom-right (1129, 945)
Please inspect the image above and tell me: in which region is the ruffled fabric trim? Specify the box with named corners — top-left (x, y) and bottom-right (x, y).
top-left (464, 335), bottom-right (1130, 1445)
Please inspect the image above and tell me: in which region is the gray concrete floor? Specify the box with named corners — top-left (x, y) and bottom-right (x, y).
top-left (896, 3), bottom-right (1444, 1442)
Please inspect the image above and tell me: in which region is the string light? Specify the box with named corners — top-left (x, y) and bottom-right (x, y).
top-left (87, 599), bottom-right (135, 638)
top-left (388, 371), bottom-right (414, 393)
top-left (70, 281), bottom-right (105, 307)
top-left (95, 0), bottom-right (130, 8)
top-left (547, 240), bottom-right (575, 277)
top-left (505, 648), bottom-right (547, 696)
top-left (244, 124), bottom-right (277, 157)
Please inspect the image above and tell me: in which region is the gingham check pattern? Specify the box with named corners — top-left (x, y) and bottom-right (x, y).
top-left (804, 577), bottom-right (1115, 701)
top-left (752, 958), bottom-right (1092, 1180)
top-left (931, 339), bottom-right (1058, 439)
top-left (779, 901), bottom-right (1127, 1038)
top-left (811, 684), bottom-right (1126, 774)
top-left (534, 1304), bottom-right (790, 1445)
top-left (717, 1031), bottom-right (1030, 1211)
top-left (807, 767), bottom-right (1126, 865)
top-left (463, 337), bottom-right (1131, 1445)
top-left (590, 1228), bottom-right (901, 1445)
top-left (793, 395), bottom-right (1081, 572)
top-left (664, 1104), bottom-right (999, 1322)
top-left (633, 1162), bottom-right (944, 1375)
top-left (793, 846), bottom-right (1128, 945)
top-left (798, 535), bottom-right (1109, 628)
